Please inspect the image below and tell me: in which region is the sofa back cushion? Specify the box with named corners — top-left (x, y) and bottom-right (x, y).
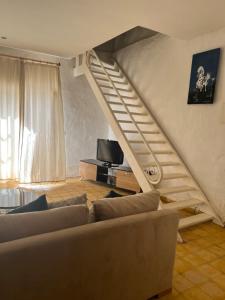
top-left (93, 191), bottom-right (160, 221)
top-left (0, 205), bottom-right (89, 243)
top-left (48, 193), bottom-right (87, 209)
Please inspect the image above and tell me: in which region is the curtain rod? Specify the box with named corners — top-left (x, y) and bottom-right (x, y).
top-left (0, 53), bottom-right (60, 67)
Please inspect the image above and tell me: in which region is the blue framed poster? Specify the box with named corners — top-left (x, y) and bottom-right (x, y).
top-left (188, 48), bottom-right (220, 104)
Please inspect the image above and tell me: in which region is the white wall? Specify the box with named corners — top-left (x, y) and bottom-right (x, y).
top-left (115, 29), bottom-right (225, 220)
top-left (0, 47), bottom-right (109, 177)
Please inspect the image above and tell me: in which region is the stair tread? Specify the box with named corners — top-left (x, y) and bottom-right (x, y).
top-left (104, 93), bottom-right (137, 100)
top-left (113, 111), bottom-right (147, 116)
top-left (90, 63), bottom-right (117, 71)
top-left (179, 213), bottom-right (213, 229)
top-left (157, 185), bottom-right (196, 195)
top-left (92, 70), bottom-right (121, 79)
top-left (163, 173), bottom-right (187, 179)
top-left (108, 101), bottom-right (141, 108)
top-left (154, 150), bottom-right (173, 154)
top-left (142, 161), bottom-right (180, 167)
top-left (124, 130), bottom-right (159, 134)
top-left (118, 120), bottom-right (154, 125)
top-left (95, 77), bottom-right (110, 82)
top-left (100, 84), bottom-right (131, 92)
top-left (163, 198), bottom-right (204, 210)
top-left (129, 139), bottom-right (166, 144)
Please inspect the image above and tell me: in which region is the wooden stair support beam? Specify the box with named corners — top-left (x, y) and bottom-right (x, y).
top-left (163, 198), bottom-right (204, 210)
top-left (179, 213), bottom-right (213, 230)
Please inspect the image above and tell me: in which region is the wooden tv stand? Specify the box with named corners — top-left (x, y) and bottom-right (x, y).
top-left (79, 159), bottom-right (141, 193)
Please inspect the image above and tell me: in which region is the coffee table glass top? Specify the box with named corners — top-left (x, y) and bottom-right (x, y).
top-left (0, 188), bottom-right (37, 213)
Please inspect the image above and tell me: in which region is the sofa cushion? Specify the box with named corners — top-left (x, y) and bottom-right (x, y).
top-left (0, 205), bottom-right (89, 243)
top-left (93, 191), bottom-right (160, 221)
top-left (8, 194), bottom-right (48, 214)
top-left (48, 193), bottom-right (87, 209)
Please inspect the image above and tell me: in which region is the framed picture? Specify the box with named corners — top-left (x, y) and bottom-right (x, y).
top-left (188, 48), bottom-right (221, 104)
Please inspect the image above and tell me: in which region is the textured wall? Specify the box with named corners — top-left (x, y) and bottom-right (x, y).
top-left (0, 47), bottom-right (109, 177)
top-left (60, 59), bottom-right (109, 176)
top-left (115, 30), bottom-right (225, 220)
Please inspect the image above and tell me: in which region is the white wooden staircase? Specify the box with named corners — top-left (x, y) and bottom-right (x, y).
top-left (81, 50), bottom-right (223, 234)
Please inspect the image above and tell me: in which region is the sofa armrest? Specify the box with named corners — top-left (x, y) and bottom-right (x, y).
top-left (0, 209), bottom-right (178, 300)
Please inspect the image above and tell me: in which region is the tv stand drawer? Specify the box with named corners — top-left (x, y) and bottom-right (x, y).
top-left (115, 170), bottom-right (140, 193)
top-left (79, 161), bottom-right (97, 181)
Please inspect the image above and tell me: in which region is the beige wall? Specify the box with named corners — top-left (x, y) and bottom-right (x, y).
top-left (0, 47), bottom-right (109, 177)
top-left (115, 30), bottom-right (225, 220)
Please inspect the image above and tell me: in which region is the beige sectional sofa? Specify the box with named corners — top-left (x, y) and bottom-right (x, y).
top-left (0, 191), bottom-right (178, 300)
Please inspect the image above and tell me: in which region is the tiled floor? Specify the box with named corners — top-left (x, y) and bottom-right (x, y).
top-left (1, 178), bottom-right (225, 300)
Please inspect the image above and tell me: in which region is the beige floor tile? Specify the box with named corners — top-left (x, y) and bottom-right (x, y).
top-left (211, 258), bottom-right (225, 273)
top-left (182, 287), bottom-right (213, 300)
top-left (183, 269), bottom-right (208, 284)
top-left (212, 273), bottom-right (225, 291)
top-left (183, 254), bottom-right (207, 266)
top-left (197, 264), bottom-right (222, 279)
top-left (200, 282), bottom-right (225, 298)
top-left (173, 274), bottom-right (193, 292)
top-left (208, 245), bottom-right (225, 257)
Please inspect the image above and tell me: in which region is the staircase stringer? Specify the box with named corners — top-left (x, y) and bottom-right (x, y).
top-left (82, 62), bottom-right (154, 193)
top-left (114, 59), bottom-right (223, 227)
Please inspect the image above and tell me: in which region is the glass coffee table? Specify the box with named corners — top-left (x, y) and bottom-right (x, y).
top-left (0, 188), bottom-right (37, 214)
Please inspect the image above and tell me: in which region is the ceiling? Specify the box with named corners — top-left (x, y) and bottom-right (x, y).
top-left (1, 0), bottom-right (225, 58)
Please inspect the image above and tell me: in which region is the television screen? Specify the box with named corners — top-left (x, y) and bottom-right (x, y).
top-left (97, 139), bottom-right (124, 165)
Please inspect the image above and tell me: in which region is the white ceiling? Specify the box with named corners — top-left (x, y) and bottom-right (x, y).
top-left (1, 0), bottom-right (225, 58)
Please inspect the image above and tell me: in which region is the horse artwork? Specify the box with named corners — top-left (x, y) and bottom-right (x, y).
top-left (188, 48), bottom-right (220, 104)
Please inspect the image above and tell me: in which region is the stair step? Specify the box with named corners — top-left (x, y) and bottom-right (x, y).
top-left (131, 112), bottom-right (148, 116)
top-left (112, 110), bottom-right (127, 115)
top-left (92, 70), bottom-right (122, 79)
top-left (154, 150), bottom-right (173, 154)
top-left (135, 151), bottom-right (149, 155)
top-left (91, 63), bottom-right (117, 72)
top-left (95, 77), bottom-right (110, 82)
top-left (179, 213), bottom-right (213, 229)
top-left (163, 173), bottom-right (188, 180)
top-left (142, 161), bottom-right (180, 168)
top-left (135, 150), bottom-right (173, 156)
top-left (136, 121), bottom-right (154, 125)
top-left (157, 185), bottom-right (196, 195)
top-left (118, 120), bottom-right (154, 125)
top-left (124, 130), bottom-right (159, 134)
top-left (108, 101), bottom-right (142, 108)
top-left (89, 58), bottom-right (115, 70)
top-left (163, 198), bottom-right (203, 210)
top-left (100, 84), bottom-right (131, 92)
top-left (111, 79), bottom-right (128, 84)
top-left (129, 139), bottom-right (166, 144)
top-left (104, 93), bottom-right (138, 100)
top-left (113, 111), bottom-right (147, 116)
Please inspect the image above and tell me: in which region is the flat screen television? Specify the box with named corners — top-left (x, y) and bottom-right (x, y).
top-left (97, 139), bottom-right (124, 166)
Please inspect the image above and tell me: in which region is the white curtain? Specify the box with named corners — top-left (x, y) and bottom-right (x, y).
top-left (0, 57), bottom-right (20, 180)
top-left (0, 57), bottom-right (66, 183)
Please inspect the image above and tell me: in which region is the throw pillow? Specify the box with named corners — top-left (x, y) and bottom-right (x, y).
top-left (8, 194), bottom-right (48, 214)
top-left (0, 205), bottom-right (89, 243)
top-left (93, 191), bottom-right (160, 222)
top-left (104, 190), bottom-right (123, 198)
top-left (48, 193), bottom-right (87, 209)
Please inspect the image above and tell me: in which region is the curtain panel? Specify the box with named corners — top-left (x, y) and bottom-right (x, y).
top-left (0, 57), bottom-right (66, 183)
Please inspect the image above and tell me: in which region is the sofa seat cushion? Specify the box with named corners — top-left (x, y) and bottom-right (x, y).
top-left (93, 191), bottom-right (160, 221)
top-left (0, 205), bottom-right (89, 243)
